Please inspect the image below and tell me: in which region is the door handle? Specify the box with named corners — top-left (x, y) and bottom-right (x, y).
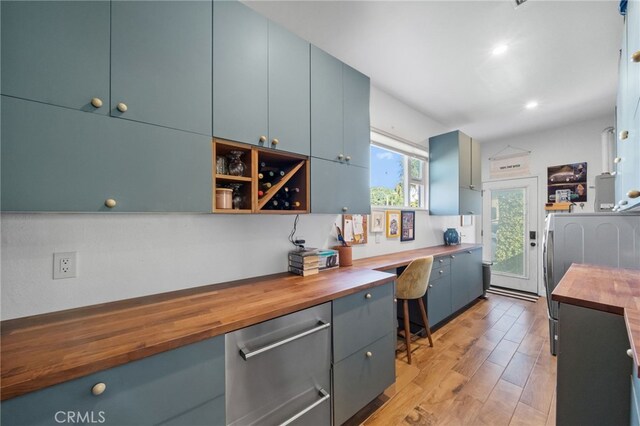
top-left (530, 242), bottom-right (536, 247)
top-left (239, 321), bottom-right (330, 360)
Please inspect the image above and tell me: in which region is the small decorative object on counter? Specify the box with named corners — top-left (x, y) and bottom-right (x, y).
top-left (288, 248), bottom-right (320, 276)
top-left (215, 188), bottom-right (233, 209)
top-left (228, 183), bottom-right (244, 209)
top-left (443, 228), bottom-right (460, 245)
top-left (333, 245), bottom-right (352, 267)
top-left (318, 249), bottom-right (339, 271)
top-left (227, 150), bottom-right (246, 176)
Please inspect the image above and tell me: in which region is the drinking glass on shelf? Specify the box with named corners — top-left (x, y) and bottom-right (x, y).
top-left (216, 156), bottom-right (228, 175)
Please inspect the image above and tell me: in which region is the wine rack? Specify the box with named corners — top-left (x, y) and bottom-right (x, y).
top-left (212, 138), bottom-right (309, 214)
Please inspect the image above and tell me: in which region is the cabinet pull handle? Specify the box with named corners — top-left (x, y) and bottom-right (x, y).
top-left (393, 298), bottom-right (397, 302)
top-left (627, 349), bottom-right (634, 359)
top-left (620, 130), bottom-right (629, 140)
top-left (337, 154), bottom-right (344, 161)
top-left (239, 321), bottom-right (330, 360)
top-left (451, 255), bottom-right (456, 259)
top-left (345, 155), bottom-right (351, 162)
top-left (614, 157), bottom-right (622, 164)
top-left (469, 185), bottom-right (475, 189)
top-left (429, 284), bottom-right (433, 288)
top-left (259, 135), bottom-right (267, 143)
top-left (271, 138), bottom-right (279, 146)
top-left (468, 211), bottom-right (475, 215)
top-left (365, 351), bottom-right (373, 358)
top-left (104, 199), bottom-right (117, 208)
top-left (90, 97), bottom-right (103, 108)
top-left (278, 388), bottom-right (330, 426)
top-left (91, 383), bottom-right (106, 396)
top-left (631, 50), bottom-right (640, 63)
top-left (116, 102), bottom-right (128, 113)
top-left (342, 207), bottom-right (348, 212)
top-left (467, 250), bottom-right (472, 254)
top-left (365, 293), bottom-right (372, 299)
top-left (619, 200), bottom-right (628, 206)
top-left (439, 270), bottom-right (444, 274)
top-left (628, 190), bottom-right (640, 199)
top-left (439, 259), bottom-right (443, 263)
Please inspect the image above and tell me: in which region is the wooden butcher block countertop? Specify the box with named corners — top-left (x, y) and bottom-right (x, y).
top-left (551, 263), bottom-right (640, 377)
top-left (351, 243), bottom-right (482, 271)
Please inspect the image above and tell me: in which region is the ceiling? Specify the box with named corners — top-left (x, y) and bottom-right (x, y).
top-left (244, 0), bottom-right (622, 142)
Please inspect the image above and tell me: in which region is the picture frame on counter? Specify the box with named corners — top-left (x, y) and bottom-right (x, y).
top-left (371, 211), bottom-right (385, 233)
top-left (401, 210), bottom-right (415, 242)
top-left (386, 210), bottom-right (401, 238)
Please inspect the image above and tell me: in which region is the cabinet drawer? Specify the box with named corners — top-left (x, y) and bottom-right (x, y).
top-left (159, 394), bottom-right (225, 426)
top-left (433, 256), bottom-right (451, 269)
top-left (225, 303), bottom-right (331, 426)
top-left (333, 283), bottom-right (394, 362)
top-left (1, 335), bottom-right (225, 426)
top-left (430, 263), bottom-right (451, 281)
top-left (333, 332), bottom-right (396, 425)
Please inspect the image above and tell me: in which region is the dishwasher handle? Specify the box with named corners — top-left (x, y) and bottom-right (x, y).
top-left (278, 388), bottom-right (331, 426)
top-left (239, 320), bottom-right (331, 360)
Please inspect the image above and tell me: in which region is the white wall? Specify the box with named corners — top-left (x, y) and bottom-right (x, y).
top-left (1, 87), bottom-right (473, 320)
top-left (480, 113), bottom-right (614, 294)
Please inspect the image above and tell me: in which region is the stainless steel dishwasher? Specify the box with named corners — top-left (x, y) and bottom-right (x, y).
top-left (225, 303), bottom-right (331, 426)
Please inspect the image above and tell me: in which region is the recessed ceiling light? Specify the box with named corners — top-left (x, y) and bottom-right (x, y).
top-left (525, 101), bottom-right (539, 109)
top-left (492, 44), bottom-right (508, 56)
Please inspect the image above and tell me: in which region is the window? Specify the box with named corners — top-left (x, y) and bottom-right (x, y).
top-left (370, 131), bottom-right (428, 209)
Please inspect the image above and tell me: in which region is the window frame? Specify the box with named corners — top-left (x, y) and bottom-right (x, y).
top-left (369, 130), bottom-right (429, 211)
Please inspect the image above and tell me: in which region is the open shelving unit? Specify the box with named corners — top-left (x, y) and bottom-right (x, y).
top-left (212, 138), bottom-right (309, 214)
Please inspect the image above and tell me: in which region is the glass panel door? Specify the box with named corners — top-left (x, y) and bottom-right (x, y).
top-left (491, 188), bottom-right (527, 277)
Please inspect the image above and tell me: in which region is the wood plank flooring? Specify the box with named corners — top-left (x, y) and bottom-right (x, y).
top-left (352, 294), bottom-right (556, 426)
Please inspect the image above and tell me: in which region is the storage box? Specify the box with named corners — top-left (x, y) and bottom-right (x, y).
top-left (318, 249), bottom-right (339, 271)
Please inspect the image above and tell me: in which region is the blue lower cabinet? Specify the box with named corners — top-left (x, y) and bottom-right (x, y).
top-left (333, 333), bottom-right (395, 426)
top-left (0, 336), bottom-right (225, 426)
top-left (1, 96), bottom-right (211, 212)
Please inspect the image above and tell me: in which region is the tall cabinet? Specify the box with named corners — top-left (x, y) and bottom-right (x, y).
top-left (429, 130), bottom-right (482, 215)
top-left (616, 0), bottom-right (640, 210)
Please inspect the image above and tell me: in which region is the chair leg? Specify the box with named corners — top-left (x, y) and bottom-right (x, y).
top-left (402, 299), bottom-right (412, 364)
top-left (418, 298), bottom-right (433, 347)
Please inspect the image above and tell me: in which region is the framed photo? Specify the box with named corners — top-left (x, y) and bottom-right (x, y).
top-left (386, 210), bottom-right (401, 238)
top-left (371, 211), bottom-right (385, 233)
top-left (401, 211), bottom-right (415, 242)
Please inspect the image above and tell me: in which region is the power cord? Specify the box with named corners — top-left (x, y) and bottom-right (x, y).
top-left (288, 215), bottom-right (306, 249)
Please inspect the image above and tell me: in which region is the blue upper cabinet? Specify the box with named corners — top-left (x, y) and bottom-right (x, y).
top-left (1, 96), bottom-right (211, 212)
top-left (111, 1), bottom-right (212, 135)
top-left (311, 46), bottom-right (345, 162)
top-left (213, 1), bottom-right (269, 145)
top-left (268, 22), bottom-right (311, 156)
top-left (1, 0), bottom-right (110, 114)
top-left (343, 64), bottom-right (371, 169)
top-left (429, 130), bottom-right (482, 215)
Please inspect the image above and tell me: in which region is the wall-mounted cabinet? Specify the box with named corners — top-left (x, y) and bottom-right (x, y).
top-left (213, 1), bottom-right (310, 156)
top-left (213, 139), bottom-right (309, 214)
top-left (310, 158), bottom-right (370, 214)
top-left (1, 0), bottom-right (111, 114)
top-left (615, 0), bottom-right (640, 210)
top-left (311, 46), bottom-right (371, 169)
top-left (1, 96), bottom-right (211, 213)
top-left (429, 130), bottom-right (482, 215)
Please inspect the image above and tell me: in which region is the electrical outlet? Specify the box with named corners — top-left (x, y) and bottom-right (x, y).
top-left (53, 252), bottom-right (77, 279)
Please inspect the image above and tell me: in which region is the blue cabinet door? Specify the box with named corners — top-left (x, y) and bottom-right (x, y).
top-left (427, 275), bottom-right (452, 326)
top-left (111, 1), bottom-right (212, 135)
top-left (310, 158), bottom-right (343, 213)
top-left (342, 165), bottom-right (371, 214)
top-left (1, 336), bottom-right (225, 426)
top-left (1, 0), bottom-right (110, 114)
top-left (268, 22), bottom-right (310, 156)
top-left (450, 254), bottom-right (468, 313)
top-left (429, 131), bottom-right (460, 215)
top-left (213, 1), bottom-right (268, 145)
top-left (343, 64), bottom-right (371, 168)
top-left (311, 46), bottom-right (344, 163)
top-left (1, 97), bottom-right (211, 212)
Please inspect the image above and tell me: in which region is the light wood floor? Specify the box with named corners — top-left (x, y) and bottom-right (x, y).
top-left (355, 294), bottom-right (556, 426)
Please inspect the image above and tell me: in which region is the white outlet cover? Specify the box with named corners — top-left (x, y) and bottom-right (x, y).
top-left (53, 252), bottom-right (77, 279)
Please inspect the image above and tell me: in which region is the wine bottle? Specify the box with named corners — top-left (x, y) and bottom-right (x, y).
top-left (258, 173), bottom-right (264, 180)
top-left (258, 190), bottom-right (264, 197)
top-left (292, 201), bottom-right (301, 208)
top-left (277, 170), bottom-right (285, 177)
top-left (261, 182), bottom-right (272, 189)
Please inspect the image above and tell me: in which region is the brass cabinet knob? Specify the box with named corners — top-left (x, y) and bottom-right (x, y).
top-left (116, 102), bottom-right (128, 112)
top-left (91, 383), bottom-right (106, 396)
top-left (628, 349), bottom-right (634, 358)
top-left (342, 207), bottom-right (348, 212)
top-left (90, 97), bottom-right (103, 108)
top-left (632, 50), bottom-right (640, 63)
top-left (614, 157), bottom-right (622, 164)
top-left (365, 293), bottom-right (372, 299)
top-left (271, 138), bottom-right (279, 146)
top-left (105, 198), bottom-right (117, 208)
top-left (628, 190), bottom-right (640, 199)
top-left (259, 135), bottom-right (267, 143)
top-left (337, 154), bottom-right (344, 161)
top-left (366, 351), bottom-right (373, 358)
top-left (345, 155), bottom-right (351, 162)
top-left (620, 130), bottom-right (629, 140)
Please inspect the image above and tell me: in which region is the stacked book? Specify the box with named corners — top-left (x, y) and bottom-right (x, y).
top-left (288, 249), bottom-right (320, 276)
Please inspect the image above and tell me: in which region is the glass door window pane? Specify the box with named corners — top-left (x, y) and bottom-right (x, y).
top-left (491, 188), bottom-right (526, 277)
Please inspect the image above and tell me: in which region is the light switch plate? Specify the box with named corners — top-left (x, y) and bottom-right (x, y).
top-left (53, 252), bottom-right (77, 279)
